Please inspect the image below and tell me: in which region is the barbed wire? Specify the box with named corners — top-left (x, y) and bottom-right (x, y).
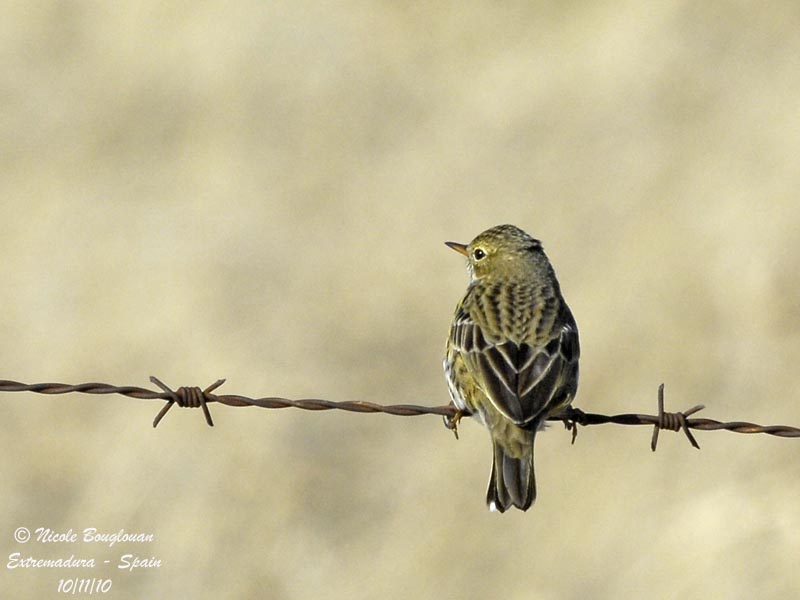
top-left (1, 377), bottom-right (799, 450)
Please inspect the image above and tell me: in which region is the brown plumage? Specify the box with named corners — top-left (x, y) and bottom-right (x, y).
top-left (444, 224), bottom-right (580, 512)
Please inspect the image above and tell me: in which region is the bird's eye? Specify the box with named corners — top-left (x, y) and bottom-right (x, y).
top-left (473, 248), bottom-right (486, 260)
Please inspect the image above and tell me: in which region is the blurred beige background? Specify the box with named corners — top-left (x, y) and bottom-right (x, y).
top-left (2, 2), bottom-right (800, 598)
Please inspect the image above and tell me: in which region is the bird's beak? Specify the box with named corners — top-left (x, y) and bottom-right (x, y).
top-left (445, 241), bottom-right (469, 257)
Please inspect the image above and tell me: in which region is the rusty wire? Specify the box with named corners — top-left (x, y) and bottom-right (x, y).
top-left (1, 377), bottom-right (799, 450)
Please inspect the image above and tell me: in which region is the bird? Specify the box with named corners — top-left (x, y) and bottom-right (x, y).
top-left (443, 224), bottom-right (580, 512)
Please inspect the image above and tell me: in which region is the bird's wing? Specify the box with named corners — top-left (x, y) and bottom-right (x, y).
top-left (450, 304), bottom-right (578, 426)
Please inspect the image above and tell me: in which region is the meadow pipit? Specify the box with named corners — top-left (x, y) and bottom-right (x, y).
top-left (444, 224), bottom-right (580, 512)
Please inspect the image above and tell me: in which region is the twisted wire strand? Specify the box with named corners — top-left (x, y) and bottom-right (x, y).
top-left (1, 378), bottom-right (799, 449)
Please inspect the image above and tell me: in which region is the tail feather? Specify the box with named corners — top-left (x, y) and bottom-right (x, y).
top-left (487, 439), bottom-right (536, 512)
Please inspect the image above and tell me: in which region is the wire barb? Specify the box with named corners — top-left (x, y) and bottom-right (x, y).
top-left (650, 383), bottom-right (705, 451)
top-left (150, 377), bottom-right (226, 428)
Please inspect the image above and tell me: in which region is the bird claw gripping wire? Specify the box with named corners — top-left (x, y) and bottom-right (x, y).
top-left (443, 406), bottom-right (469, 440)
top-left (558, 406), bottom-right (588, 445)
top-left (650, 383), bottom-right (705, 451)
top-left (150, 376), bottom-right (226, 428)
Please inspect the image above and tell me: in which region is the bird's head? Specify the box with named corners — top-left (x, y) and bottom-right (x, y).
top-left (445, 224), bottom-right (544, 281)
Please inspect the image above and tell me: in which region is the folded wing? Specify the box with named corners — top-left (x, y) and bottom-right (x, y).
top-left (450, 305), bottom-right (578, 426)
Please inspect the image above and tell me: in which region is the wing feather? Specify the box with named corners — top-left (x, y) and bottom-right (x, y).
top-left (451, 300), bottom-right (578, 426)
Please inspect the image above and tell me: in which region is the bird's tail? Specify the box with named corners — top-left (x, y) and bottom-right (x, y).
top-left (487, 434), bottom-right (536, 512)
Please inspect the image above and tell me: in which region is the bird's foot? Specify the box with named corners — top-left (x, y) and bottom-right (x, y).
top-left (443, 408), bottom-right (467, 440)
top-left (558, 406), bottom-right (587, 445)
